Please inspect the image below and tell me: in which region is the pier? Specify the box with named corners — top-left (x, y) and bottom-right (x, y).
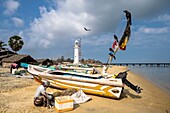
top-left (104, 63), bottom-right (170, 67)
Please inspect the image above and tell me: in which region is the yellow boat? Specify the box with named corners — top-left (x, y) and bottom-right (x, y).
top-left (28, 65), bottom-right (123, 99)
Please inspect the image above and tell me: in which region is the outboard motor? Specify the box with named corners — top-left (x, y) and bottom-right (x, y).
top-left (117, 70), bottom-right (142, 94)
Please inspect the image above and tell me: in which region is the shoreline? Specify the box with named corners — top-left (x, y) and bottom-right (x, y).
top-left (109, 65), bottom-right (170, 94)
top-left (127, 66), bottom-right (170, 95)
top-left (0, 66), bottom-right (170, 113)
top-left (131, 70), bottom-right (170, 95)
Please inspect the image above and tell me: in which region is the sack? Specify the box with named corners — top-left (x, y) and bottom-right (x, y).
top-left (71, 89), bottom-right (91, 104)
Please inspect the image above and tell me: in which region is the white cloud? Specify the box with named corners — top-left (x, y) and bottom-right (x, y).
top-left (3, 0), bottom-right (20, 15)
top-left (11, 17), bottom-right (24, 27)
top-left (137, 27), bottom-right (169, 34)
top-left (25, 0), bottom-right (126, 49)
top-left (39, 6), bottom-right (48, 15)
top-left (27, 6), bottom-right (96, 49)
top-left (152, 14), bottom-right (170, 22)
top-left (21, 0), bottom-right (170, 58)
top-left (131, 26), bottom-right (170, 47)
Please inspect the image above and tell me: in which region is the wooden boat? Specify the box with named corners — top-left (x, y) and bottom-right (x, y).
top-left (57, 65), bottom-right (94, 71)
top-left (28, 65), bottom-right (123, 99)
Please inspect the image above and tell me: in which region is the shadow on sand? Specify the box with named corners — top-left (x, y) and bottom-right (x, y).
top-left (120, 89), bottom-right (142, 99)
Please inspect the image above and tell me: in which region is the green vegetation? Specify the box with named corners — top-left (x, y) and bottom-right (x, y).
top-left (0, 41), bottom-right (7, 50)
top-left (8, 35), bottom-right (24, 53)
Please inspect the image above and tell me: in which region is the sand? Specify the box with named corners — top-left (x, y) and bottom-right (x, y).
top-left (0, 66), bottom-right (170, 113)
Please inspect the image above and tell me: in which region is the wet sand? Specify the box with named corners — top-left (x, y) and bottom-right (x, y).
top-left (0, 66), bottom-right (170, 113)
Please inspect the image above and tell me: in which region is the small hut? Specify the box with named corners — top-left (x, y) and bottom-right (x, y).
top-left (0, 54), bottom-right (13, 66)
top-left (1, 54), bottom-right (37, 67)
top-left (36, 59), bottom-right (53, 66)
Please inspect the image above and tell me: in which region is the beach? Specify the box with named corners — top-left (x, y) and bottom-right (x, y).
top-left (0, 66), bottom-right (170, 113)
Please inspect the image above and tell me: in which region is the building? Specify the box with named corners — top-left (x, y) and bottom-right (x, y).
top-left (0, 49), bottom-right (16, 66)
top-left (1, 54), bottom-right (37, 67)
top-left (0, 54), bottom-right (13, 66)
top-left (36, 59), bottom-right (53, 66)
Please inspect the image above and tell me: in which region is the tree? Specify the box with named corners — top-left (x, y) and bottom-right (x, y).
top-left (0, 41), bottom-right (7, 50)
top-left (8, 35), bottom-right (24, 53)
top-left (66, 58), bottom-right (72, 62)
top-left (61, 56), bottom-right (64, 62)
top-left (80, 58), bottom-right (84, 63)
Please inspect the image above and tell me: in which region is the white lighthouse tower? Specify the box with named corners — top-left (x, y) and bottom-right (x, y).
top-left (73, 40), bottom-right (80, 64)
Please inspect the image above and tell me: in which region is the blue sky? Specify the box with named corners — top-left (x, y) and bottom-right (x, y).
top-left (0, 0), bottom-right (170, 63)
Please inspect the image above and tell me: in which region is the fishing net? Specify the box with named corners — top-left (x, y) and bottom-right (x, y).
top-left (53, 88), bottom-right (78, 97)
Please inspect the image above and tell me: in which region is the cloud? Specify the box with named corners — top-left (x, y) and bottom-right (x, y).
top-left (3, 0), bottom-right (20, 15)
top-left (151, 14), bottom-right (170, 22)
top-left (131, 25), bottom-right (170, 47)
top-left (137, 26), bottom-right (169, 34)
top-left (26, 6), bottom-right (96, 49)
top-left (11, 17), bottom-right (24, 27)
top-left (21, 0), bottom-right (170, 59)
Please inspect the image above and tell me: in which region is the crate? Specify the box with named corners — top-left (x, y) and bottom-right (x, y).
top-left (55, 96), bottom-right (74, 112)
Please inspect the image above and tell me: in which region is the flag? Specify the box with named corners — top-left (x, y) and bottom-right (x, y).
top-left (119, 36), bottom-right (128, 50)
top-left (119, 21), bottom-right (131, 50)
top-left (112, 40), bottom-right (117, 49)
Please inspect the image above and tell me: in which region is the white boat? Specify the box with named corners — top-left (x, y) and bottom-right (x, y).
top-left (28, 65), bottom-right (123, 99)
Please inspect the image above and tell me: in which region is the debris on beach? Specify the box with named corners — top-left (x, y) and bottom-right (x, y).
top-left (60, 88), bottom-right (78, 96)
top-left (52, 88), bottom-right (91, 104)
top-left (11, 68), bottom-right (34, 79)
top-left (53, 88), bottom-right (77, 97)
top-left (45, 88), bottom-right (91, 112)
top-left (71, 89), bottom-right (92, 104)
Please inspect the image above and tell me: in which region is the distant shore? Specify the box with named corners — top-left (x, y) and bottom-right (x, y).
top-left (0, 66), bottom-right (170, 113)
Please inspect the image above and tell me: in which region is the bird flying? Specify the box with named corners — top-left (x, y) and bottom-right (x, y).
top-left (84, 27), bottom-right (90, 31)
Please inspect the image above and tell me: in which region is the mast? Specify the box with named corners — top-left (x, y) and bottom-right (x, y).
top-left (79, 38), bottom-right (81, 61)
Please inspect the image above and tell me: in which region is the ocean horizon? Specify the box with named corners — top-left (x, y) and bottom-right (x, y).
top-left (128, 65), bottom-right (170, 94)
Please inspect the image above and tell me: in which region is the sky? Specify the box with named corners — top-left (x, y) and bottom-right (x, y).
top-left (0, 0), bottom-right (170, 63)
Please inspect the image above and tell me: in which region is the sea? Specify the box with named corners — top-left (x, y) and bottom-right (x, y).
top-left (127, 65), bottom-right (170, 94)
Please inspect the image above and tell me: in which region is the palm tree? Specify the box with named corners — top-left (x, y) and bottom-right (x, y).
top-left (8, 35), bottom-right (24, 53)
top-left (0, 41), bottom-right (7, 50)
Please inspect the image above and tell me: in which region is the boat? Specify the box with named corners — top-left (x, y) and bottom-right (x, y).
top-left (28, 65), bottom-right (124, 99)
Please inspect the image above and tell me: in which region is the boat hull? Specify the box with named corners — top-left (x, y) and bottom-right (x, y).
top-left (28, 64), bottom-right (123, 99)
top-left (33, 75), bottom-right (123, 99)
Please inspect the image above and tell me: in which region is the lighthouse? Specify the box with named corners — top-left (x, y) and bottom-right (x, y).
top-left (73, 40), bottom-right (80, 64)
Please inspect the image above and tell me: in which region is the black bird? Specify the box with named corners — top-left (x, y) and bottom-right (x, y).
top-left (84, 27), bottom-right (90, 31)
top-left (124, 10), bottom-right (132, 25)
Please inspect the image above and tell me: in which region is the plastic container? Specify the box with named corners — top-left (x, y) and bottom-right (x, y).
top-left (55, 96), bottom-right (74, 112)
